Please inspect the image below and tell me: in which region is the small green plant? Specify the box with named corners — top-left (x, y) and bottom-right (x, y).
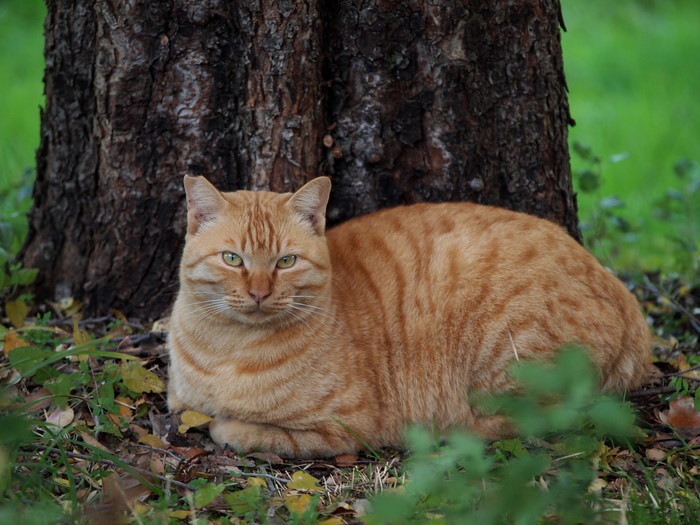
top-left (366, 348), bottom-right (645, 525)
top-left (572, 141), bottom-right (639, 267)
top-left (0, 168), bottom-right (36, 301)
top-left (652, 158), bottom-right (700, 279)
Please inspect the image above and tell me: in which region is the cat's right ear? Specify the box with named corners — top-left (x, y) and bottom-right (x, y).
top-left (183, 175), bottom-right (226, 235)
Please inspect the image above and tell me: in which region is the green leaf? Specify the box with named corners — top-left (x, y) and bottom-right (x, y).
top-left (194, 482), bottom-right (225, 508)
top-left (120, 361), bottom-right (165, 394)
top-left (8, 345), bottom-right (53, 377)
top-left (287, 470), bottom-right (322, 492)
top-left (577, 169), bottom-right (600, 193)
top-left (9, 267), bottom-right (38, 286)
top-left (44, 373), bottom-right (83, 408)
top-left (224, 485), bottom-right (262, 516)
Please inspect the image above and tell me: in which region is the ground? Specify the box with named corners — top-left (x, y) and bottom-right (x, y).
top-left (1, 273), bottom-right (698, 524)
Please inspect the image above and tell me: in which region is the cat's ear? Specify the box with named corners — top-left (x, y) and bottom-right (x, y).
top-left (288, 177), bottom-right (331, 236)
top-left (183, 175), bottom-right (227, 235)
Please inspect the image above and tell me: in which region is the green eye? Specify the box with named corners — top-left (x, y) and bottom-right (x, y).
top-left (222, 252), bottom-right (243, 267)
top-left (276, 255), bottom-right (297, 269)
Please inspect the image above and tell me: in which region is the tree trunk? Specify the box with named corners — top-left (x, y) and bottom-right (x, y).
top-left (23, 0), bottom-right (578, 321)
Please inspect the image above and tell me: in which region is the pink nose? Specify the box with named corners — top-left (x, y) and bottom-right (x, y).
top-left (249, 290), bottom-right (271, 304)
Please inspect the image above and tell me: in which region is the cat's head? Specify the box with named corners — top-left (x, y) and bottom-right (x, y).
top-left (178, 176), bottom-right (332, 326)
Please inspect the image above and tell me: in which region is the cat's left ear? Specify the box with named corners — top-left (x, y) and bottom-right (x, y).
top-left (183, 175), bottom-right (227, 235)
top-left (289, 177), bottom-right (331, 236)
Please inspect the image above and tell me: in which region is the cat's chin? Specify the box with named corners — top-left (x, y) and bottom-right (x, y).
top-left (228, 308), bottom-right (289, 327)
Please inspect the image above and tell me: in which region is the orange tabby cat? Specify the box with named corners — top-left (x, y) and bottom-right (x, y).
top-left (167, 176), bottom-right (651, 458)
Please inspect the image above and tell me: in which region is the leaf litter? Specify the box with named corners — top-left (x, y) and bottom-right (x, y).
top-left (0, 274), bottom-right (698, 523)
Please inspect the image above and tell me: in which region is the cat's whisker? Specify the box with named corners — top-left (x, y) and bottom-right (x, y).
top-left (287, 303), bottom-right (337, 329)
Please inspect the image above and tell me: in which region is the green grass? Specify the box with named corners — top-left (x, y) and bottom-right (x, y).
top-left (562, 0), bottom-right (700, 273)
top-left (0, 0), bottom-right (44, 191)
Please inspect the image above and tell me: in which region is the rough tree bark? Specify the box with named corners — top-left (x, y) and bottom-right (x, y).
top-left (23, 0), bottom-right (578, 320)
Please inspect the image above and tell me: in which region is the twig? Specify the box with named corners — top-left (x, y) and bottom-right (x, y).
top-left (628, 386), bottom-right (678, 398)
top-left (641, 276), bottom-right (700, 333)
top-left (130, 443), bottom-right (289, 484)
top-left (32, 444), bottom-right (193, 491)
top-left (665, 364), bottom-right (700, 379)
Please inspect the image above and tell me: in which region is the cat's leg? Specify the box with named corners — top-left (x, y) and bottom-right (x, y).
top-left (167, 384), bottom-right (187, 411)
top-left (470, 414), bottom-right (515, 439)
top-left (209, 417), bottom-right (360, 458)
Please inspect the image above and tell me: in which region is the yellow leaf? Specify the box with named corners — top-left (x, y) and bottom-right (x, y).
top-left (248, 477), bottom-right (267, 487)
top-left (178, 410), bottom-right (213, 433)
top-left (72, 317), bottom-right (92, 347)
top-left (60, 297), bottom-right (84, 317)
top-left (5, 300), bottom-right (27, 329)
top-left (120, 361), bottom-right (165, 394)
top-left (285, 493), bottom-right (313, 515)
top-left (168, 510), bottom-right (193, 519)
top-left (676, 353), bottom-right (700, 380)
top-left (587, 478), bottom-right (607, 493)
top-left (320, 518), bottom-right (345, 525)
top-left (288, 471), bottom-right (322, 492)
top-left (139, 433), bottom-right (166, 449)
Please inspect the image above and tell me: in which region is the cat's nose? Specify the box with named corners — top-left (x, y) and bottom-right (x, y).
top-left (249, 290), bottom-right (271, 304)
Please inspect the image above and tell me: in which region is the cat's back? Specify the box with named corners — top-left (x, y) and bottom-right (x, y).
top-left (326, 202), bottom-right (650, 394)
top-left (326, 201), bottom-right (578, 282)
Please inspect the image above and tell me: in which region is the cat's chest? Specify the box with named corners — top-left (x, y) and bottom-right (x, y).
top-left (174, 351), bottom-right (303, 420)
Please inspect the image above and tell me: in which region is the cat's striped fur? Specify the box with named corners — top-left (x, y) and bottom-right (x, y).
top-left (167, 176), bottom-right (651, 458)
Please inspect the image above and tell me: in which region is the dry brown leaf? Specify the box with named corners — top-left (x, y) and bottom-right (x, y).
top-left (675, 354), bottom-right (700, 380)
top-left (645, 448), bottom-right (666, 462)
top-left (659, 396), bottom-right (700, 437)
top-left (46, 406), bottom-right (74, 428)
top-left (3, 330), bottom-right (29, 355)
top-left (80, 431), bottom-right (112, 453)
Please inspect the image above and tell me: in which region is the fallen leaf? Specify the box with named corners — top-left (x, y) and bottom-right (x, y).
top-left (247, 477), bottom-right (267, 487)
top-left (3, 330), bottom-right (29, 355)
top-left (79, 431), bottom-right (112, 453)
top-left (5, 300), bottom-right (27, 328)
top-left (46, 406), bottom-right (74, 428)
top-left (675, 354), bottom-right (700, 380)
top-left (168, 510), bottom-right (193, 520)
top-left (72, 316), bottom-right (92, 346)
top-left (139, 433), bottom-right (166, 449)
top-left (285, 493), bottom-right (314, 515)
top-left (320, 518), bottom-right (345, 525)
top-left (103, 472), bottom-right (153, 511)
top-left (120, 361), bottom-right (165, 394)
top-left (645, 448), bottom-right (666, 462)
top-left (58, 297), bottom-right (84, 317)
top-left (193, 482), bottom-right (225, 508)
top-left (659, 396), bottom-right (700, 437)
top-left (178, 410), bottom-right (213, 434)
top-left (288, 471), bottom-right (322, 492)
top-left (224, 484), bottom-right (262, 515)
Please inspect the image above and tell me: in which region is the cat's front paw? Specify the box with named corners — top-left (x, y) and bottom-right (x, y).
top-left (209, 417), bottom-right (263, 454)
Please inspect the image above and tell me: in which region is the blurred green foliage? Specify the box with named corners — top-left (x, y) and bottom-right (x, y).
top-left (562, 0), bottom-right (700, 273)
top-left (366, 348), bottom-right (653, 525)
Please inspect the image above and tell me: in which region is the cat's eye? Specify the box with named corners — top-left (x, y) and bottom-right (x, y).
top-left (222, 251), bottom-right (243, 267)
top-left (276, 255), bottom-right (296, 269)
